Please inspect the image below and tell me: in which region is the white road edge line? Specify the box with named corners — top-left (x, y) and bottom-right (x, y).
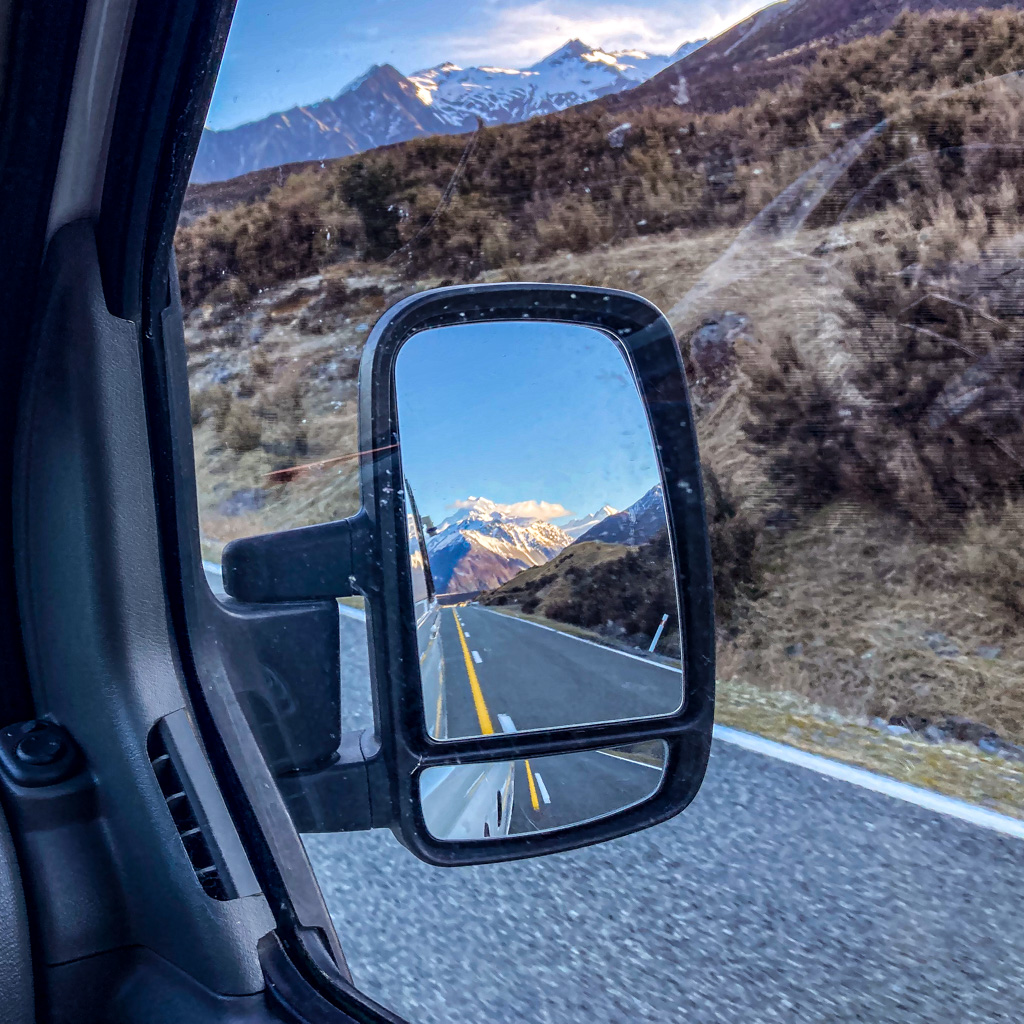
top-left (471, 650), bottom-right (483, 665)
top-left (478, 607), bottom-right (678, 670)
top-left (534, 772), bottom-right (552, 805)
top-left (714, 724), bottom-right (1024, 841)
top-left (597, 750), bottom-right (663, 771)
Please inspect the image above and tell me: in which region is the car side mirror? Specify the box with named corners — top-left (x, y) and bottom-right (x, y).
top-left (222, 284), bottom-right (714, 865)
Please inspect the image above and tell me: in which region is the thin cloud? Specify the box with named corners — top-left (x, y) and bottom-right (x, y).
top-left (452, 497), bottom-right (572, 520)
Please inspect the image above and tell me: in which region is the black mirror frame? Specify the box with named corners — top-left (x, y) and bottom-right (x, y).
top-left (358, 283), bottom-right (715, 865)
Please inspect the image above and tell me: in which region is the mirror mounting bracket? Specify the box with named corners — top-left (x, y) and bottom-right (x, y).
top-left (223, 511), bottom-right (373, 603)
top-left (274, 729), bottom-right (390, 834)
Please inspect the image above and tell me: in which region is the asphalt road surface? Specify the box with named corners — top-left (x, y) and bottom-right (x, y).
top-left (437, 606), bottom-right (682, 739)
top-left (303, 612), bottom-right (1024, 1024)
top-left (431, 605), bottom-right (677, 833)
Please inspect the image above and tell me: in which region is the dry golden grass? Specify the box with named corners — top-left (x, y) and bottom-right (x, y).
top-left (717, 677), bottom-right (1024, 820)
top-left (481, 541), bottom-right (633, 615)
top-left (719, 506), bottom-right (1024, 743)
top-left (481, 225), bottom-right (740, 314)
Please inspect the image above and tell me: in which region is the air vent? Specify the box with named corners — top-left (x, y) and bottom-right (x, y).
top-left (148, 728), bottom-right (230, 900)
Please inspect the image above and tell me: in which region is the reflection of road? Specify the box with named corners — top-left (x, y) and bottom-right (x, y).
top-left (509, 750), bottom-right (660, 834)
top-left (438, 605), bottom-right (681, 738)
top-left (437, 605), bottom-right (677, 831)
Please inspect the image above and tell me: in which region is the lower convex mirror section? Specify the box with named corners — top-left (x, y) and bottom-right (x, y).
top-left (419, 740), bottom-right (667, 841)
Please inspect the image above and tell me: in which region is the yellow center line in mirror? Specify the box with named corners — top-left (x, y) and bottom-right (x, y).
top-left (523, 758), bottom-right (541, 811)
top-left (451, 609), bottom-right (494, 735)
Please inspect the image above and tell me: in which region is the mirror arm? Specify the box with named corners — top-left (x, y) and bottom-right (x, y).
top-left (274, 728), bottom-right (391, 833)
top-left (222, 512), bottom-right (373, 603)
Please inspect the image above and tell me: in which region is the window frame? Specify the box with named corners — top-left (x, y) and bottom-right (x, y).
top-left (93, 0), bottom-right (410, 1016)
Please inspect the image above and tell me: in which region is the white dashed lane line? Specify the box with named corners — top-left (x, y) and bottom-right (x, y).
top-left (534, 772), bottom-right (551, 805)
top-left (471, 650), bottom-right (483, 665)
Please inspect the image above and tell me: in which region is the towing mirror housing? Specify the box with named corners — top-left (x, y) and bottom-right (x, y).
top-left (223, 284), bottom-right (715, 866)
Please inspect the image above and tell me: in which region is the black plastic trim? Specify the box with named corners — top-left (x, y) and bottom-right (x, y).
top-left (358, 283), bottom-right (715, 865)
top-left (260, 933), bottom-right (406, 1024)
top-left (225, 514), bottom-right (372, 603)
top-left (94, 0), bottom-right (405, 1016)
top-left (0, 0), bottom-right (89, 726)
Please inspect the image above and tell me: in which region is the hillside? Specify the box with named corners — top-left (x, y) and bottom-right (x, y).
top-left (479, 541), bottom-right (627, 614)
top-left (604, 0), bottom-right (1024, 115)
top-left (176, 9), bottom-right (1024, 309)
top-left (180, 7), bottom-right (1024, 755)
top-left (480, 534), bottom-right (679, 653)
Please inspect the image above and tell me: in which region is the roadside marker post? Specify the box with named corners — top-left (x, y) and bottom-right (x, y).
top-left (648, 614), bottom-right (670, 653)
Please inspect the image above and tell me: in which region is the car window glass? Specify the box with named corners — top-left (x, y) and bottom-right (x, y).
top-left (178, 3), bottom-right (1024, 1020)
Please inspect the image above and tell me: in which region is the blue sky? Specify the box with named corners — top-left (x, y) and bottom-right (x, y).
top-left (208, 0), bottom-right (771, 129)
top-left (395, 321), bottom-right (660, 527)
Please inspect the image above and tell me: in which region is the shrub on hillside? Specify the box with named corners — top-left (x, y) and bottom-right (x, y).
top-left (742, 209), bottom-right (1024, 527)
top-left (220, 403), bottom-right (262, 452)
top-left (338, 160), bottom-right (402, 260)
top-left (703, 466), bottom-right (761, 619)
top-left (190, 383), bottom-right (231, 428)
top-left (547, 532), bottom-right (677, 643)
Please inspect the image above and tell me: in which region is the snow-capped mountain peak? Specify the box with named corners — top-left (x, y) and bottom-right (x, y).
top-left (426, 497), bottom-right (573, 595)
top-left (342, 63), bottom-right (394, 92)
top-left (577, 484), bottom-right (666, 545)
top-left (531, 39), bottom-right (595, 68)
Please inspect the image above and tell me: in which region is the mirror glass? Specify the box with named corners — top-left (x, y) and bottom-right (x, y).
top-left (419, 741), bottom-right (667, 842)
top-left (395, 321), bottom-right (683, 741)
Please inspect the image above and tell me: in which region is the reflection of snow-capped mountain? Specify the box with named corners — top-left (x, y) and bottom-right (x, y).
top-left (578, 484), bottom-right (665, 545)
top-left (561, 503), bottom-right (619, 540)
top-left (426, 497), bottom-right (572, 595)
top-left (190, 37), bottom-right (705, 182)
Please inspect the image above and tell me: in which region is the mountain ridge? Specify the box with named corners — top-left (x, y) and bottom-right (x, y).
top-left (190, 37), bottom-right (705, 183)
top-left (578, 485), bottom-right (666, 546)
top-left (561, 503), bottom-right (619, 540)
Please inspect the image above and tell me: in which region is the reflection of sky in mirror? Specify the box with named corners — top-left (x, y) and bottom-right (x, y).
top-left (395, 322), bottom-right (659, 525)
